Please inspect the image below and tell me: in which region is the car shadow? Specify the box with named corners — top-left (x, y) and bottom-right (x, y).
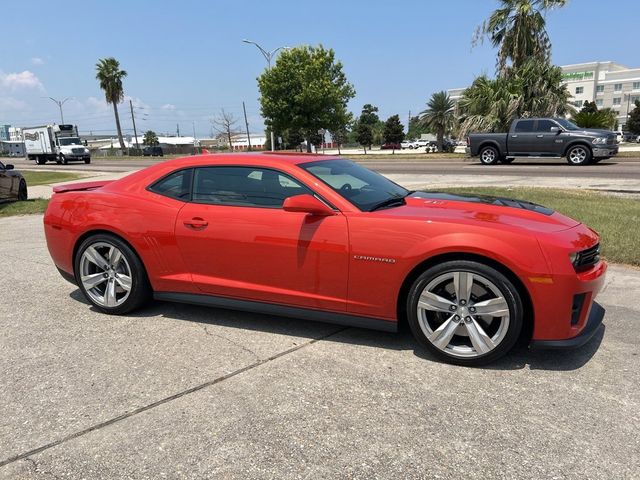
top-left (68, 290), bottom-right (606, 372)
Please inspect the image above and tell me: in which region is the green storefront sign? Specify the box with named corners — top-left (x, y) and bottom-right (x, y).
top-left (562, 71), bottom-right (595, 81)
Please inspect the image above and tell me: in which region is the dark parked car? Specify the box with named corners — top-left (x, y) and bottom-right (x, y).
top-left (0, 161), bottom-right (27, 201)
top-left (381, 143), bottom-right (402, 150)
top-left (467, 118), bottom-right (618, 166)
top-left (142, 146), bottom-right (164, 157)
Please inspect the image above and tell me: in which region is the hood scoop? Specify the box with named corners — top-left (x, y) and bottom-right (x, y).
top-left (410, 191), bottom-right (554, 216)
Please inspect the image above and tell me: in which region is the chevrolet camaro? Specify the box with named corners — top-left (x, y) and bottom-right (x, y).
top-left (43, 154), bottom-right (607, 366)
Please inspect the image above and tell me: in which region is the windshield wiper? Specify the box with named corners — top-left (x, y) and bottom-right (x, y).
top-left (369, 196), bottom-right (406, 212)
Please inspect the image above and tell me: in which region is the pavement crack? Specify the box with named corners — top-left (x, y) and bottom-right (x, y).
top-left (199, 324), bottom-right (260, 361)
top-left (24, 456), bottom-right (62, 480)
top-left (0, 326), bottom-right (349, 470)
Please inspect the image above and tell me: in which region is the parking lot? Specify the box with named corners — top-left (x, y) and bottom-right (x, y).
top-left (1, 213), bottom-right (639, 478)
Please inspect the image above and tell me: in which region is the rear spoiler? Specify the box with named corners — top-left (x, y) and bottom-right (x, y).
top-left (52, 180), bottom-right (114, 193)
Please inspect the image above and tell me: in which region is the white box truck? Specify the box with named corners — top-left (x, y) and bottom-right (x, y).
top-left (23, 124), bottom-right (91, 165)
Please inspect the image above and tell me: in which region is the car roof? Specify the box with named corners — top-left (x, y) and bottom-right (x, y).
top-left (161, 152), bottom-right (337, 168)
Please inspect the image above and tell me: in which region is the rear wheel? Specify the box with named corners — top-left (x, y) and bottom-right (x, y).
top-left (84, 158), bottom-right (91, 164)
top-left (18, 180), bottom-right (27, 201)
top-left (36, 156), bottom-right (46, 165)
top-left (75, 234), bottom-right (152, 314)
top-left (566, 145), bottom-right (592, 165)
top-left (479, 145), bottom-right (500, 165)
top-left (406, 260), bottom-right (523, 366)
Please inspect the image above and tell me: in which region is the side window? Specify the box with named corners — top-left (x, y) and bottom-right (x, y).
top-left (514, 120), bottom-right (535, 133)
top-left (149, 169), bottom-right (192, 200)
top-left (536, 120), bottom-right (556, 132)
top-left (192, 167), bottom-right (314, 208)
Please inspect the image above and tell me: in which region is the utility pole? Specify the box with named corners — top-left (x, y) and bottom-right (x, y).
top-left (242, 39), bottom-right (288, 151)
top-left (407, 110), bottom-right (411, 136)
top-left (130, 100), bottom-right (139, 150)
top-left (242, 101), bottom-right (252, 151)
top-left (177, 124), bottom-right (180, 137)
top-left (192, 121), bottom-right (196, 139)
top-left (47, 97), bottom-right (72, 124)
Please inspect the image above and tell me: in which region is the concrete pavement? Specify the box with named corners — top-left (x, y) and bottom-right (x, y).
top-left (0, 215), bottom-right (638, 479)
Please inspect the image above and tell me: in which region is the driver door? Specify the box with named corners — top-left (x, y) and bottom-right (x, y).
top-left (174, 166), bottom-right (350, 312)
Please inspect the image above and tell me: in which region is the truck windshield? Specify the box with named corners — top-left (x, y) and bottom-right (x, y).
top-left (58, 137), bottom-right (83, 146)
top-left (555, 119), bottom-right (581, 131)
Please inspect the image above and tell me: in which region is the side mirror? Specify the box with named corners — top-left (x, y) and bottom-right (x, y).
top-left (550, 126), bottom-right (561, 134)
top-left (5, 164), bottom-right (14, 170)
top-left (283, 194), bottom-right (334, 216)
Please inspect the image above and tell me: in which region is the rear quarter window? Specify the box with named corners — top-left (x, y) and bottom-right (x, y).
top-left (149, 169), bottom-right (193, 200)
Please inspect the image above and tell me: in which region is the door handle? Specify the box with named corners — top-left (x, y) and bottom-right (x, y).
top-left (183, 217), bottom-right (208, 229)
top-left (511, 135), bottom-right (518, 138)
top-left (536, 134), bottom-right (544, 138)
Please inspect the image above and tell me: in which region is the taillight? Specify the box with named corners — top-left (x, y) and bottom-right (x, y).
top-left (466, 137), bottom-right (470, 146)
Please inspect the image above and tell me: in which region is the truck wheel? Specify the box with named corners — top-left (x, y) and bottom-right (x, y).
top-left (566, 145), bottom-right (591, 166)
top-left (479, 146), bottom-right (500, 165)
top-left (36, 156), bottom-right (46, 165)
top-left (60, 155), bottom-right (68, 165)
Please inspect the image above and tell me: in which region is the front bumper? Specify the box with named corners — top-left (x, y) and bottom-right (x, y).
top-left (593, 146), bottom-right (618, 158)
top-left (530, 301), bottom-right (605, 349)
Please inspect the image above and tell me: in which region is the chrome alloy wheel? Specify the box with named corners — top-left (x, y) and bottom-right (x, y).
top-left (568, 146), bottom-right (588, 164)
top-left (79, 242), bottom-right (133, 308)
top-left (480, 148), bottom-right (496, 163)
top-left (416, 271), bottom-right (510, 358)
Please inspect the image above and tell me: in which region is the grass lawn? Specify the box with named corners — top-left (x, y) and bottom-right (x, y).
top-left (0, 199), bottom-right (49, 217)
top-left (22, 171), bottom-right (84, 186)
top-left (439, 187), bottom-right (640, 266)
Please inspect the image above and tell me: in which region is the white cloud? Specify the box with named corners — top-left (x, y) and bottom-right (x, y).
top-left (0, 97), bottom-right (27, 110)
top-left (85, 96), bottom-right (110, 112)
top-left (0, 70), bottom-right (44, 91)
top-left (31, 57), bottom-right (45, 65)
top-left (161, 103), bottom-right (176, 110)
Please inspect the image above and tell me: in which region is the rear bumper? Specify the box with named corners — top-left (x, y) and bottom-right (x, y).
top-left (530, 301), bottom-right (605, 349)
top-left (593, 146), bottom-right (618, 158)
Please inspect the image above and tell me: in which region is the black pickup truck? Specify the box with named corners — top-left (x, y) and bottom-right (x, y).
top-left (467, 118), bottom-right (619, 166)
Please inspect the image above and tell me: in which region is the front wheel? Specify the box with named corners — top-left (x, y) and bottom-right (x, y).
top-left (566, 145), bottom-right (592, 166)
top-left (18, 180), bottom-right (28, 201)
top-left (479, 146), bottom-right (500, 165)
top-left (60, 154), bottom-right (68, 165)
top-left (74, 234), bottom-right (152, 315)
top-left (406, 260), bottom-right (523, 366)
top-left (84, 158), bottom-right (91, 164)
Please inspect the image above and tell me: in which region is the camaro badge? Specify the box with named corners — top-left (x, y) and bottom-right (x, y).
top-left (353, 255), bottom-right (396, 264)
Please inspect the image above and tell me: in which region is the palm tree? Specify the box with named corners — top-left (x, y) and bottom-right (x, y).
top-left (96, 57), bottom-right (127, 151)
top-left (419, 91), bottom-right (455, 152)
top-left (475, 0), bottom-right (567, 74)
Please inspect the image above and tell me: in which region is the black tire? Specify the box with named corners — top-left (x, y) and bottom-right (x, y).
top-left (479, 145), bottom-right (500, 165)
top-left (406, 260), bottom-right (524, 366)
top-left (566, 144), bottom-right (592, 166)
top-left (74, 233), bottom-right (152, 315)
top-left (84, 158), bottom-right (91, 164)
top-left (56, 160), bottom-right (62, 165)
top-left (37, 157), bottom-right (46, 165)
top-left (500, 158), bottom-right (515, 164)
top-left (18, 180), bottom-right (28, 201)
top-left (60, 154), bottom-right (68, 165)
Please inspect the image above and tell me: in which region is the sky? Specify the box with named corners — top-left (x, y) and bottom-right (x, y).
top-left (1, 0), bottom-right (638, 138)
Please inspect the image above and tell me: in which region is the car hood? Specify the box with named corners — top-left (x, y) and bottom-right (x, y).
top-left (571, 128), bottom-right (613, 137)
top-left (379, 191), bottom-right (580, 233)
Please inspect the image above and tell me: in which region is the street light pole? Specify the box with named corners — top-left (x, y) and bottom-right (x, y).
top-left (242, 39), bottom-right (288, 151)
top-left (47, 97), bottom-right (72, 124)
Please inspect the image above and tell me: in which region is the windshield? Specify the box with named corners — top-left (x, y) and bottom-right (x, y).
top-left (300, 159), bottom-right (409, 211)
top-left (555, 119), bottom-right (581, 131)
top-left (58, 137), bottom-right (83, 146)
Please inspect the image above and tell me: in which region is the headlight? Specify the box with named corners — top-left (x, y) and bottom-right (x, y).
top-left (84, 148), bottom-right (90, 154)
top-left (568, 251), bottom-right (578, 265)
top-left (592, 137), bottom-right (607, 145)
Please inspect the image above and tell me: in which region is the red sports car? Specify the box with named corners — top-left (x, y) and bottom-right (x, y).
top-left (44, 153), bottom-right (607, 365)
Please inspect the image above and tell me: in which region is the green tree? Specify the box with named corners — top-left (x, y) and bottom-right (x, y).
top-left (626, 101), bottom-right (640, 135)
top-left (95, 57), bottom-right (128, 151)
top-left (571, 101), bottom-right (617, 130)
top-left (355, 122), bottom-right (373, 154)
top-left (142, 130), bottom-right (159, 146)
top-left (475, 0), bottom-right (567, 74)
top-left (458, 58), bottom-right (573, 135)
top-left (330, 111), bottom-right (353, 155)
top-left (419, 91), bottom-right (455, 151)
top-left (257, 45), bottom-right (355, 153)
top-left (382, 115), bottom-right (405, 153)
top-left (580, 101), bottom-right (599, 114)
top-left (406, 115), bottom-right (430, 139)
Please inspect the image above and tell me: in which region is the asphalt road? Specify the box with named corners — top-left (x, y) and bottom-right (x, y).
top-left (1, 215), bottom-right (639, 479)
top-left (7, 155), bottom-right (640, 181)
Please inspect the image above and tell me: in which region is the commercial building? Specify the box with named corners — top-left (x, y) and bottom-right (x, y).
top-left (9, 127), bottom-right (22, 142)
top-left (448, 61), bottom-right (640, 129)
top-left (0, 125), bottom-right (10, 141)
